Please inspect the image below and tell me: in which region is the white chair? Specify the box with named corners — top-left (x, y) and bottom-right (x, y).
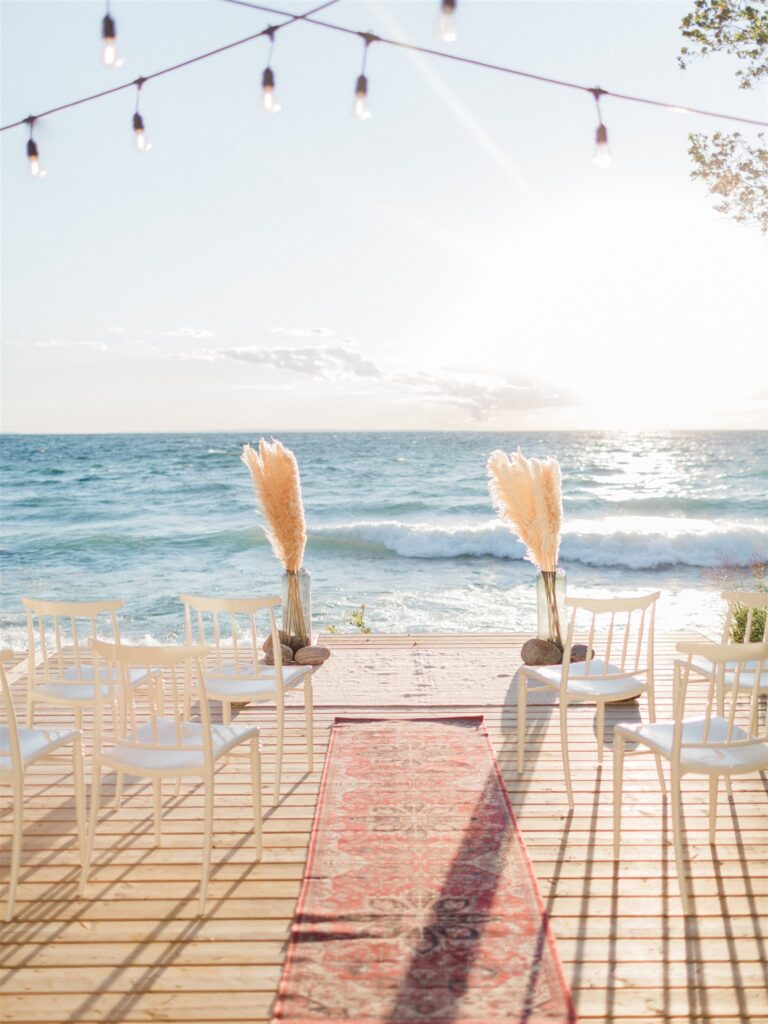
top-left (81, 641), bottom-right (262, 915)
top-left (22, 597), bottom-right (147, 729)
top-left (687, 591), bottom-right (768, 731)
top-left (1, 661), bottom-right (86, 920)
top-left (518, 592), bottom-right (661, 808)
top-left (614, 641), bottom-right (768, 912)
top-left (180, 594), bottom-right (313, 804)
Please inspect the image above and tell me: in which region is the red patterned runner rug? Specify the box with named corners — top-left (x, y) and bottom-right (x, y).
top-left (272, 716), bottom-right (576, 1024)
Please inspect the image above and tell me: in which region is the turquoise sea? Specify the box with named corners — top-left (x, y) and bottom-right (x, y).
top-left (0, 431), bottom-right (766, 648)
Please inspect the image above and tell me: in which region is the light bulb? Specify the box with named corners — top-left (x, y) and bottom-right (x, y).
top-left (102, 13), bottom-right (118, 67)
top-left (592, 123), bottom-right (612, 168)
top-left (133, 111), bottom-right (150, 151)
top-left (354, 74), bottom-right (371, 120)
top-left (26, 138), bottom-right (44, 178)
top-left (438, 0), bottom-right (457, 42)
top-left (262, 67), bottom-right (281, 113)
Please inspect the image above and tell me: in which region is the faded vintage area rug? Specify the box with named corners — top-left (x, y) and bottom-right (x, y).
top-left (272, 716), bottom-right (576, 1024)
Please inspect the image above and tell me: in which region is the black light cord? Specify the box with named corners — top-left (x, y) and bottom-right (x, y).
top-left (0, 0), bottom-right (339, 133)
top-left (225, 0), bottom-right (768, 129)
top-left (2, 0), bottom-right (765, 134)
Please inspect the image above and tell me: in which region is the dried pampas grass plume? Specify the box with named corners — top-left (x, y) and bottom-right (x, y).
top-left (487, 448), bottom-right (562, 571)
top-left (242, 439), bottom-right (306, 572)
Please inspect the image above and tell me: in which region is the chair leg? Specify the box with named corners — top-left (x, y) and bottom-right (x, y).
top-left (251, 738), bottom-right (262, 860)
top-left (671, 768), bottom-right (690, 913)
top-left (273, 701), bottom-right (284, 806)
top-left (75, 708), bottom-right (83, 733)
top-left (560, 701), bottom-right (574, 810)
top-left (596, 701), bottom-right (605, 766)
top-left (613, 734), bottom-right (625, 859)
top-left (222, 701), bottom-right (231, 726)
top-left (5, 776), bottom-right (23, 921)
top-left (304, 676), bottom-right (314, 773)
top-left (81, 760), bottom-right (102, 895)
top-left (517, 672), bottom-right (528, 773)
top-left (199, 774), bottom-right (214, 916)
top-left (646, 685), bottom-right (667, 794)
top-left (72, 736), bottom-right (87, 864)
top-left (26, 697), bottom-right (34, 728)
top-left (153, 779), bottom-right (162, 845)
top-left (114, 771), bottom-right (124, 811)
top-left (654, 754), bottom-right (667, 796)
top-left (647, 683), bottom-right (658, 724)
top-left (709, 775), bottom-right (719, 844)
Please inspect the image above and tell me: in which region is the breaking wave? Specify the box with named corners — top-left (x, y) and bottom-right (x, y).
top-left (309, 519), bottom-right (768, 570)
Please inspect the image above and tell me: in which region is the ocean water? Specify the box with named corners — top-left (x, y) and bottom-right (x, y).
top-left (0, 431), bottom-right (765, 648)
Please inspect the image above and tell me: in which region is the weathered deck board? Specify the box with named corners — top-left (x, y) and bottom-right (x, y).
top-left (1, 632), bottom-right (766, 1024)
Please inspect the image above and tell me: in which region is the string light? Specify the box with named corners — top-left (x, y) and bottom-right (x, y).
top-left (591, 88), bottom-right (611, 168)
top-left (132, 78), bottom-right (151, 151)
top-left (5, 0), bottom-right (767, 182)
top-left (354, 34), bottom-right (375, 121)
top-left (437, 0), bottom-right (457, 43)
top-left (101, 3), bottom-right (122, 68)
top-left (25, 118), bottom-right (45, 178)
top-left (225, 1), bottom-right (768, 129)
top-left (262, 27), bottom-right (281, 112)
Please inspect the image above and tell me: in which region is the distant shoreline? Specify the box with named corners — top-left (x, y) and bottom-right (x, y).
top-left (2, 428), bottom-right (766, 438)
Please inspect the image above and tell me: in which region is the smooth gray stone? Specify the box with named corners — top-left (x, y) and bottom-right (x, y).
top-left (521, 638), bottom-right (563, 666)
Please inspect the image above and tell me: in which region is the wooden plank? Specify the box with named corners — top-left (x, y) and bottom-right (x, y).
top-left (1, 631), bottom-right (765, 1024)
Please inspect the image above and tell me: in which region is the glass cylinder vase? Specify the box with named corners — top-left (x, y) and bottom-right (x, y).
top-left (536, 568), bottom-right (566, 650)
top-left (281, 568), bottom-right (311, 649)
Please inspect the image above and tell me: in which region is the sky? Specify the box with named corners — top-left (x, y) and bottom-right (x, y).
top-left (1, 0), bottom-right (766, 433)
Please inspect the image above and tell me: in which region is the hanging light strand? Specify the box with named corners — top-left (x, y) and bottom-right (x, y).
top-left (354, 34), bottom-right (375, 121)
top-left (262, 27), bottom-right (280, 112)
top-left (25, 117), bottom-right (44, 178)
top-left (438, 0), bottom-right (457, 44)
top-left (223, 0), bottom-right (768, 129)
top-left (101, 2), bottom-right (121, 68)
top-left (132, 77), bottom-right (149, 150)
top-left (1, 0), bottom-right (339, 134)
top-left (591, 88), bottom-right (611, 168)
top-left (2, 0), bottom-right (766, 144)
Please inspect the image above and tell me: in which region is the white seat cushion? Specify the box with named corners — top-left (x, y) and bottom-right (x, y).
top-left (618, 715), bottom-right (768, 773)
top-left (203, 663), bottom-right (310, 702)
top-left (528, 660), bottom-right (647, 700)
top-left (0, 725), bottom-right (79, 773)
top-left (36, 665), bottom-right (149, 703)
top-left (686, 656), bottom-right (768, 692)
top-left (102, 717), bottom-right (260, 774)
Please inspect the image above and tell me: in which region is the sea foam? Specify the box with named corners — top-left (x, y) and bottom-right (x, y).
top-left (310, 519), bottom-right (768, 570)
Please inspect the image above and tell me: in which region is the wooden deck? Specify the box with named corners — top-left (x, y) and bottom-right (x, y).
top-left (1, 632), bottom-right (766, 1024)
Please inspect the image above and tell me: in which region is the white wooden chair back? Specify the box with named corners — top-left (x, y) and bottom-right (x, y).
top-left (674, 641), bottom-right (768, 756)
top-left (559, 592), bottom-right (660, 688)
top-left (90, 640), bottom-right (212, 762)
top-left (22, 597), bottom-right (123, 691)
top-left (179, 594), bottom-right (285, 687)
top-left (0, 662), bottom-right (21, 777)
top-left (719, 591), bottom-right (768, 645)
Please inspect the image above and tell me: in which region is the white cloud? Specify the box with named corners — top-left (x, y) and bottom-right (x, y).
top-left (175, 349), bottom-right (219, 362)
top-left (269, 326), bottom-right (333, 338)
top-left (34, 339), bottom-right (108, 352)
top-left (393, 372), bottom-right (570, 420)
top-left (163, 327), bottom-right (215, 339)
top-left (173, 337), bottom-right (570, 421)
top-left (220, 344), bottom-right (382, 379)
